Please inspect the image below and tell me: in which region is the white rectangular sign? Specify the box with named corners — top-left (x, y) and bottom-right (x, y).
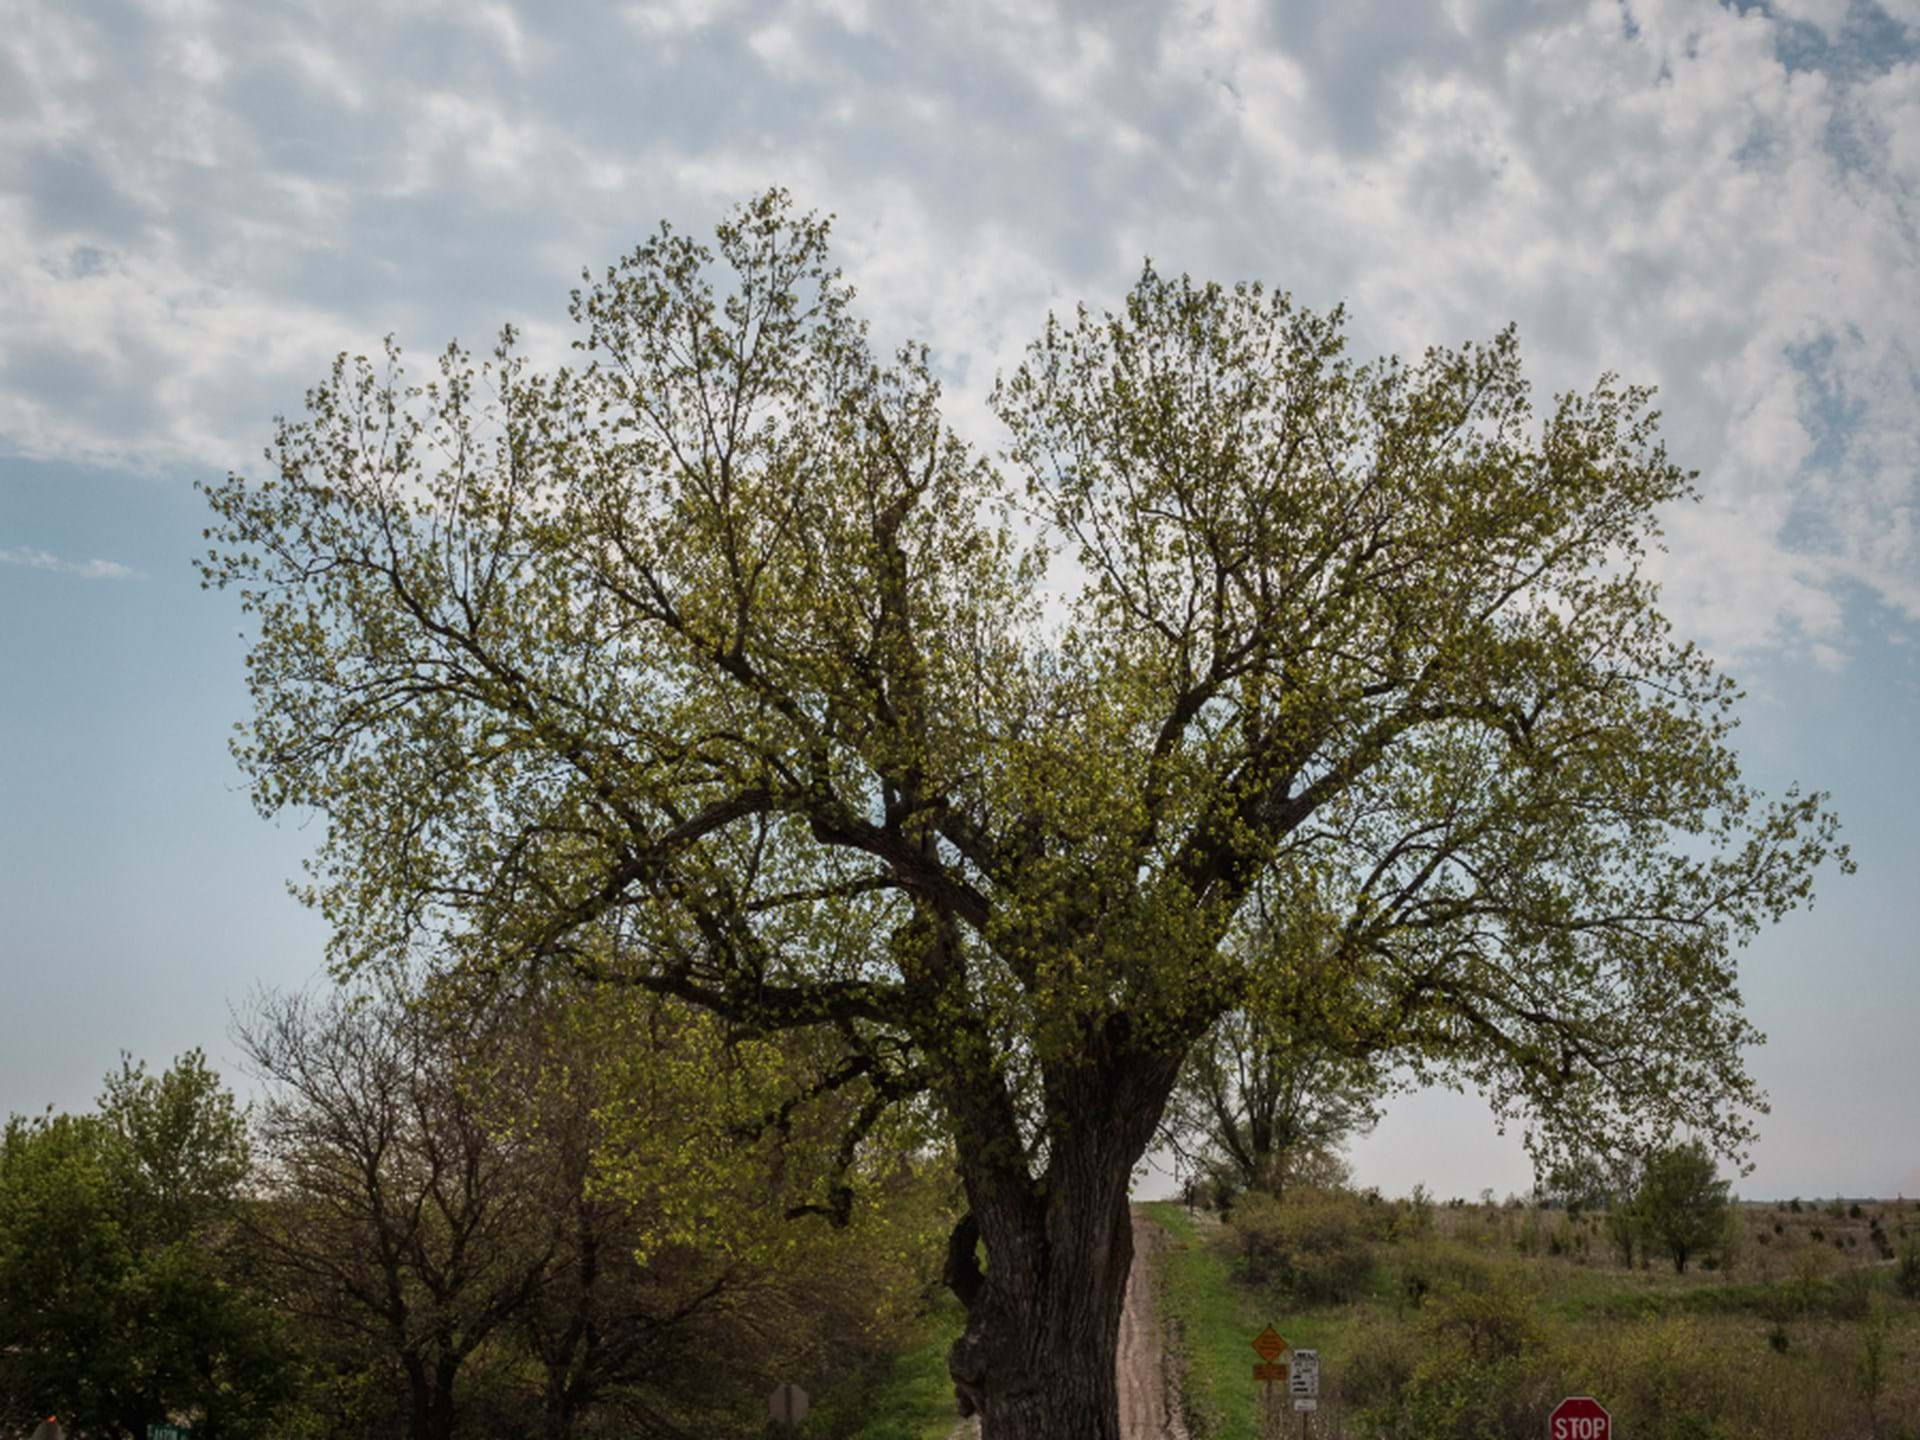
top-left (1290, 1347), bottom-right (1319, 1408)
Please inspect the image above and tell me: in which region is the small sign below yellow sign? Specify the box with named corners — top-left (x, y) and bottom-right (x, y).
top-left (1253, 1361), bottom-right (1287, 1382)
top-left (1252, 1325), bottom-right (1287, 1362)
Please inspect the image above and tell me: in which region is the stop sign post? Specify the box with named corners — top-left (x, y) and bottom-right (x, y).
top-left (1549, 1396), bottom-right (1610, 1440)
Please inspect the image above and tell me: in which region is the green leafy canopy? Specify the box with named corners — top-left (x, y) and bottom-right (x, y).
top-left (200, 189), bottom-right (1847, 1208)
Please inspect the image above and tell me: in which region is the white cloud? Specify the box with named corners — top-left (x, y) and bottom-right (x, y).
top-left (746, 21), bottom-right (807, 80)
top-left (623, 0), bottom-right (742, 36)
top-left (0, 0), bottom-right (1916, 668)
top-left (0, 544), bottom-right (139, 579)
top-left (1767, 0), bottom-right (1853, 32)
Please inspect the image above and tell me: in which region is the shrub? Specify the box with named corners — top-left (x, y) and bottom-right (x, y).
top-left (1849, 1201), bottom-right (1864, 1219)
top-left (1398, 1241), bottom-right (1496, 1313)
top-left (1831, 1266), bottom-right (1875, 1320)
top-left (1396, 1350), bottom-right (1567, 1440)
top-left (1420, 1269), bottom-right (1545, 1366)
top-left (1896, 1236), bottom-right (1920, 1299)
top-left (1366, 1273), bottom-right (1565, 1440)
top-left (1515, 1207), bottom-right (1546, 1258)
top-left (1858, 1293), bottom-right (1889, 1416)
top-left (1575, 1316), bottom-right (1734, 1440)
top-left (1393, 1183), bottom-right (1436, 1240)
top-left (1209, 1173), bottom-right (1239, 1217)
top-left (1230, 1187), bottom-right (1375, 1303)
top-left (1788, 1245), bottom-right (1836, 1315)
top-left (1605, 1204), bottom-right (1640, 1268)
top-left (1340, 1306), bottom-right (1419, 1410)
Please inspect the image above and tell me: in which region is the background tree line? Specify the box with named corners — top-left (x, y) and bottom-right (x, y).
top-left (0, 978), bottom-right (954, 1440)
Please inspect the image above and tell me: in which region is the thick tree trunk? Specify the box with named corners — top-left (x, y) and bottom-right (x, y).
top-left (404, 1355), bottom-right (431, 1440)
top-left (429, 1355), bottom-right (460, 1440)
top-left (931, 955), bottom-right (1195, 1440)
top-left (542, 1370), bottom-right (587, 1440)
top-left (949, 1184), bottom-right (1134, 1440)
top-left (945, 1036), bottom-right (1184, 1440)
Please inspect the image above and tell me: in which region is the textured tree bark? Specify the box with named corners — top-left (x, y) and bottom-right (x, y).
top-left (949, 1183), bottom-right (1134, 1440)
top-left (403, 1356), bottom-right (431, 1440)
top-left (429, 1355), bottom-right (459, 1440)
top-left (945, 1035), bottom-right (1182, 1440)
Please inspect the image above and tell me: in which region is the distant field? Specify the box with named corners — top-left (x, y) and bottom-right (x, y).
top-left (1144, 1194), bottom-right (1920, 1440)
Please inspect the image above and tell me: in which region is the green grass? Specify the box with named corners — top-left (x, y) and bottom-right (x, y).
top-left (1142, 1201), bottom-right (1352, 1440)
top-left (812, 1291), bottom-right (967, 1440)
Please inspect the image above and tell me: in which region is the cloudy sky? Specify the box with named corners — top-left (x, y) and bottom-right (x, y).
top-left (2, 0), bottom-right (1916, 1199)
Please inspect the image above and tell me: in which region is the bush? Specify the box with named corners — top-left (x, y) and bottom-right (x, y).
top-left (1392, 1183), bottom-right (1436, 1240)
top-left (1340, 1306), bottom-right (1419, 1410)
top-left (1419, 1268), bottom-right (1545, 1365)
top-left (1515, 1206), bottom-right (1546, 1258)
top-left (1603, 1203), bottom-right (1639, 1268)
top-left (1575, 1316), bottom-right (1734, 1440)
top-left (1830, 1266), bottom-right (1875, 1320)
top-left (1397, 1241), bottom-right (1496, 1313)
top-left (1395, 1349), bottom-right (1567, 1440)
top-left (1895, 1236), bottom-right (1920, 1299)
top-left (1787, 1244), bottom-right (1836, 1315)
top-left (1360, 1272), bottom-right (1565, 1440)
top-left (1230, 1187), bottom-right (1376, 1303)
top-left (1209, 1172), bottom-right (1240, 1217)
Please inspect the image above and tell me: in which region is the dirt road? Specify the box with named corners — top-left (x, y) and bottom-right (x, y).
top-left (947, 1207), bottom-right (1187, 1439)
top-left (1117, 1208), bottom-right (1190, 1439)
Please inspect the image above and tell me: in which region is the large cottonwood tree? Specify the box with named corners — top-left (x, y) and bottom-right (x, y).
top-left (202, 191), bottom-right (1845, 1440)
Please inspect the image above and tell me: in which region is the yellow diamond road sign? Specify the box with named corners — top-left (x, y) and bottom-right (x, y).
top-left (1253, 1325), bottom-right (1287, 1362)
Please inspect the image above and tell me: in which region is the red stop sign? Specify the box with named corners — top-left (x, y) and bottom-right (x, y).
top-left (1549, 1396), bottom-right (1610, 1440)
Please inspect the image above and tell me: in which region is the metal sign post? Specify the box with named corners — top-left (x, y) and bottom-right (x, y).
top-left (1289, 1347), bottom-right (1319, 1438)
top-left (1251, 1325), bottom-right (1288, 1436)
